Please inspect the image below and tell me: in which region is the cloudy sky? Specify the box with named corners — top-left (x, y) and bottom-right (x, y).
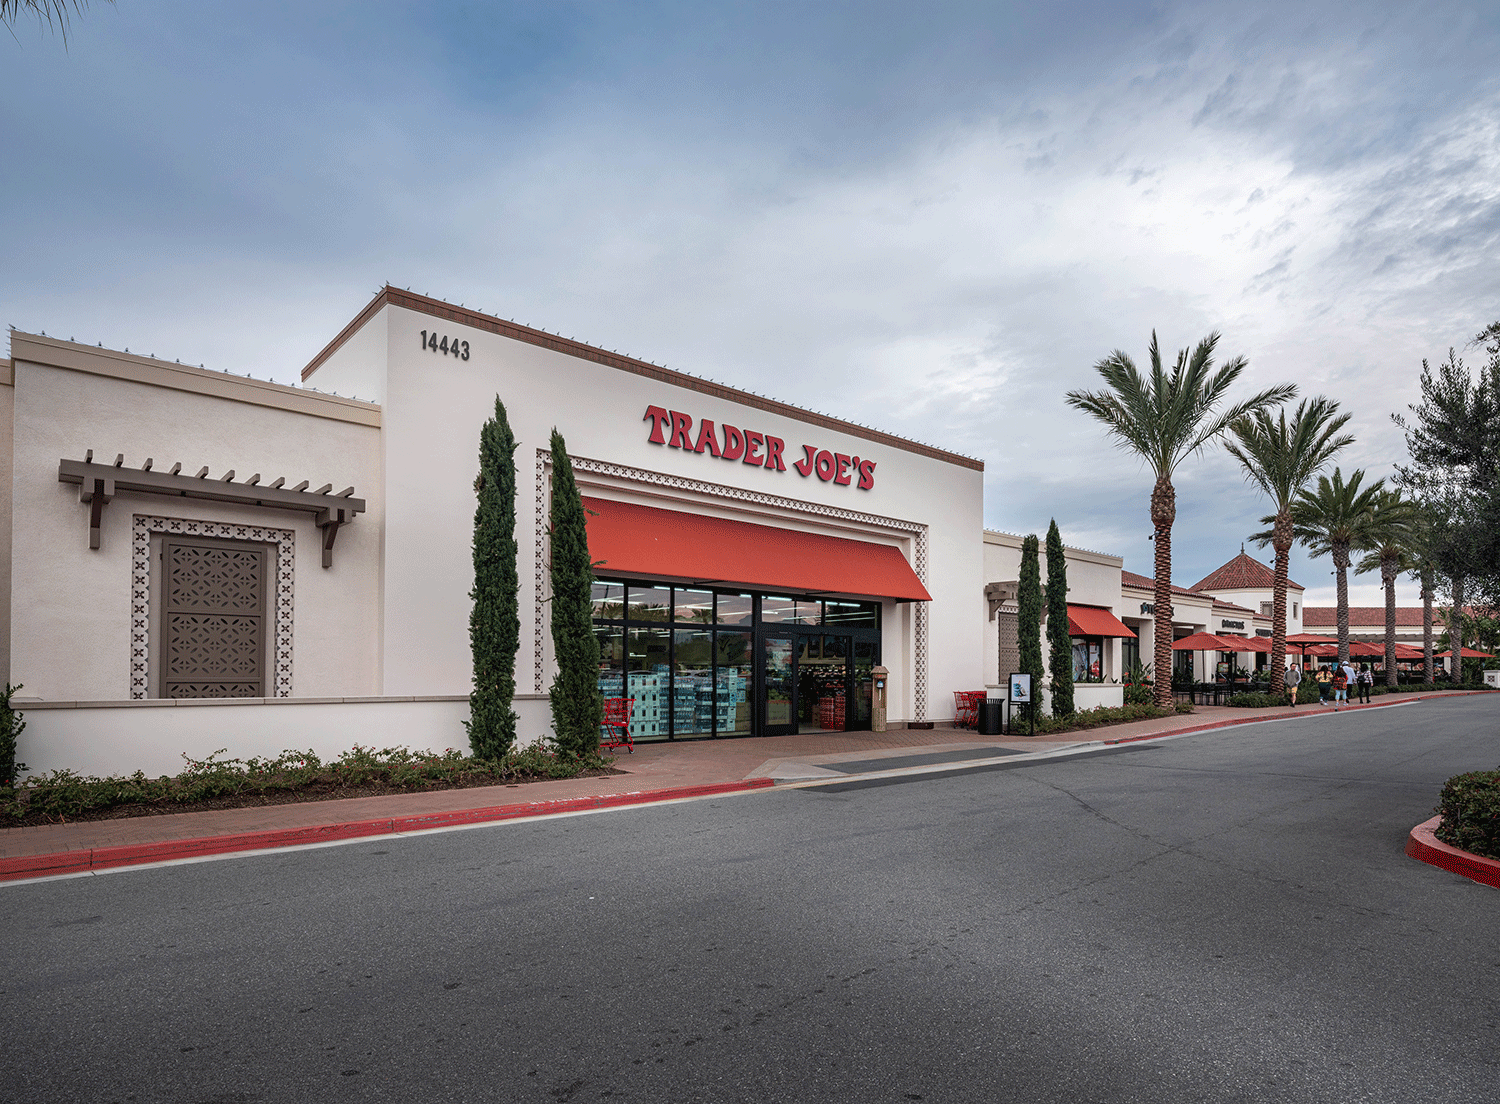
top-left (5, 0), bottom-right (1498, 609)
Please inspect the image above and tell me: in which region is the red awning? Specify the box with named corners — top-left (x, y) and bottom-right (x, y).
top-left (580, 496), bottom-right (931, 601)
top-left (1066, 605), bottom-right (1137, 638)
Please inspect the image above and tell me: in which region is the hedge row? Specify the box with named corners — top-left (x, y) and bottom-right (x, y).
top-left (1, 743), bottom-right (611, 823)
top-left (1030, 700), bottom-right (1193, 735)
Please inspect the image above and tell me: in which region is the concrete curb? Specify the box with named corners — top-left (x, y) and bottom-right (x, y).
top-left (1099, 690), bottom-right (1490, 745)
top-left (0, 778), bottom-right (776, 883)
top-left (1405, 814), bottom-right (1500, 889)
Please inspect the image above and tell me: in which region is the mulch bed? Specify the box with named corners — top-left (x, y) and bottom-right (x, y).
top-left (2, 765), bottom-right (628, 829)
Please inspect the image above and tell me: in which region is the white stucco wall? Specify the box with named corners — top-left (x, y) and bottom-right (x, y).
top-left (16, 695), bottom-right (535, 779)
top-left (8, 339), bottom-right (384, 702)
top-left (310, 299), bottom-right (985, 726)
top-left (1206, 585), bottom-right (1303, 633)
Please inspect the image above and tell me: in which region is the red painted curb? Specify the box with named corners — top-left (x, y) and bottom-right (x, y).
top-left (0, 777), bottom-right (776, 883)
top-left (1405, 815), bottom-right (1500, 889)
top-left (1102, 690), bottom-right (1494, 745)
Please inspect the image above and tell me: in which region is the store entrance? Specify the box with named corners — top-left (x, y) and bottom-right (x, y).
top-left (759, 629), bottom-right (881, 736)
top-left (594, 580), bottom-right (886, 741)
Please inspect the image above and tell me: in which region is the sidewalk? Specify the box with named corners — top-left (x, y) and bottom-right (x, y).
top-left (1, 689), bottom-right (1486, 878)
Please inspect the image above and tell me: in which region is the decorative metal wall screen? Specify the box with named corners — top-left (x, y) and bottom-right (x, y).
top-left (996, 610), bottom-right (1020, 683)
top-left (161, 538), bottom-right (268, 698)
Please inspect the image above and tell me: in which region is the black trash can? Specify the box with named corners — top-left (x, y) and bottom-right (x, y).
top-left (976, 698), bottom-right (1004, 736)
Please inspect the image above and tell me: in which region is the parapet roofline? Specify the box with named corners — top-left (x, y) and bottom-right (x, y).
top-left (302, 286), bottom-right (984, 472)
top-left (9, 333), bottom-right (380, 427)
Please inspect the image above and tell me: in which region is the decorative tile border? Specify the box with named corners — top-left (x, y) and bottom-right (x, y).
top-left (131, 515), bottom-right (295, 699)
top-left (531, 451), bottom-right (929, 720)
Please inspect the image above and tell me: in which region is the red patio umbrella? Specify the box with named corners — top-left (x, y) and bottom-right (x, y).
top-left (1347, 640), bottom-right (1385, 657)
top-left (1283, 632), bottom-right (1336, 657)
top-left (1171, 632), bottom-right (1242, 651)
top-left (1437, 647), bottom-right (1496, 658)
top-left (1392, 643), bottom-right (1426, 660)
top-left (1231, 636), bottom-right (1274, 652)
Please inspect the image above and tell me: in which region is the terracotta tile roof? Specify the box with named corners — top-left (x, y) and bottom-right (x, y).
top-left (1120, 570), bottom-right (1200, 597)
top-left (1212, 599), bottom-right (1260, 614)
top-left (1303, 606), bottom-right (1461, 628)
top-left (1191, 551), bottom-right (1304, 593)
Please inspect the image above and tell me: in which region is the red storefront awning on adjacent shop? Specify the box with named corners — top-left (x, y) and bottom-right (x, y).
top-left (1066, 605), bottom-right (1137, 638)
top-left (580, 496), bottom-right (932, 602)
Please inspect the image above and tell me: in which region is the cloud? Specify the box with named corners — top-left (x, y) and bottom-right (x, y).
top-left (4, 0), bottom-right (1498, 612)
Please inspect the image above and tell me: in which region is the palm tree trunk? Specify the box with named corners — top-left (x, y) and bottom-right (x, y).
top-left (1334, 542), bottom-right (1350, 666)
top-left (1382, 554), bottom-right (1398, 687)
top-left (1269, 513), bottom-right (1292, 696)
top-left (1421, 570), bottom-right (1434, 684)
top-left (1150, 476), bottom-right (1176, 710)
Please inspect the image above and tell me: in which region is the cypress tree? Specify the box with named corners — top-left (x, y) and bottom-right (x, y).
top-left (465, 397), bottom-right (520, 760)
top-left (1018, 535), bottom-right (1045, 714)
top-left (548, 429), bottom-right (603, 757)
top-left (1046, 519), bottom-right (1075, 717)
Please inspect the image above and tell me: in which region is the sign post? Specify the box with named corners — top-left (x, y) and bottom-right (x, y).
top-left (1008, 672), bottom-right (1033, 737)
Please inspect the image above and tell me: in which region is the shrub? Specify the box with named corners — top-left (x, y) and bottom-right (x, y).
top-left (1045, 520), bottom-right (1074, 718)
top-left (1124, 682), bottom-right (1153, 705)
top-left (1030, 701), bottom-right (1175, 734)
top-left (1227, 692), bottom-right (1280, 708)
top-left (0, 683), bottom-right (25, 789)
top-left (548, 429), bottom-right (603, 757)
top-left (467, 396), bottom-right (521, 760)
top-left (1, 743), bottom-right (611, 824)
top-left (1434, 768), bottom-right (1500, 861)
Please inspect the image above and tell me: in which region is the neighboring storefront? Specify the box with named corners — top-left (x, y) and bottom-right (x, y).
top-left (4, 286), bottom-right (985, 774)
top-left (983, 533), bottom-right (1136, 710)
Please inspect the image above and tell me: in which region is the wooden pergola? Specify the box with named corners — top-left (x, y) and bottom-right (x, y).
top-left (58, 451), bottom-right (365, 567)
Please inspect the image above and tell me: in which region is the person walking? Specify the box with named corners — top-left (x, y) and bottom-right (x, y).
top-left (1331, 664), bottom-right (1349, 709)
top-left (1284, 662), bottom-right (1302, 708)
top-left (1356, 663), bottom-right (1373, 704)
top-left (1315, 664), bottom-right (1332, 704)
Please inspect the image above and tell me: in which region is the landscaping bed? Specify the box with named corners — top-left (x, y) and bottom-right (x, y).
top-left (1030, 701), bottom-right (1194, 735)
top-left (0, 745), bottom-right (621, 829)
top-left (1434, 766), bottom-right (1500, 862)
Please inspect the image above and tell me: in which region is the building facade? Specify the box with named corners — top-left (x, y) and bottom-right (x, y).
top-left (5, 287), bottom-right (986, 776)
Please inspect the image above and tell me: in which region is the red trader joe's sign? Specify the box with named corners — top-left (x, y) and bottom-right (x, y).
top-left (643, 405), bottom-right (876, 490)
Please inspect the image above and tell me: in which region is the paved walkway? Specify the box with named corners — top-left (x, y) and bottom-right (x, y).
top-left (0, 689), bottom-right (1482, 865)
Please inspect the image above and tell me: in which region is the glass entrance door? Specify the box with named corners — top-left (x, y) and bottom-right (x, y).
top-left (761, 634), bottom-right (796, 736)
top-left (798, 634), bottom-right (851, 732)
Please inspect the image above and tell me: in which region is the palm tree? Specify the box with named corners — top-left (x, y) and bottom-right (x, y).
top-left (1354, 488), bottom-right (1418, 687)
top-left (1283, 468), bottom-right (1384, 666)
top-left (1, 0), bottom-right (109, 41)
top-left (1225, 398), bottom-right (1353, 696)
top-left (1066, 331), bottom-right (1295, 708)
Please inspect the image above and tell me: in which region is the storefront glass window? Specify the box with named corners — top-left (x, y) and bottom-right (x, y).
top-left (762, 595), bottom-right (818, 624)
top-left (595, 625), bottom-right (625, 700)
top-left (716, 592), bottom-right (754, 626)
top-left (591, 579), bottom-right (626, 621)
top-left (853, 639), bottom-right (877, 728)
top-left (823, 600), bottom-right (879, 627)
top-left (628, 585), bottom-right (671, 622)
top-left (1072, 636), bottom-right (1103, 682)
top-left (673, 629), bottom-right (714, 736)
top-left (673, 588), bottom-right (715, 625)
top-left (589, 579), bottom-right (879, 740)
top-left (715, 631), bottom-right (753, 735)
top-left (627, 627), bottom-right (671, 739)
